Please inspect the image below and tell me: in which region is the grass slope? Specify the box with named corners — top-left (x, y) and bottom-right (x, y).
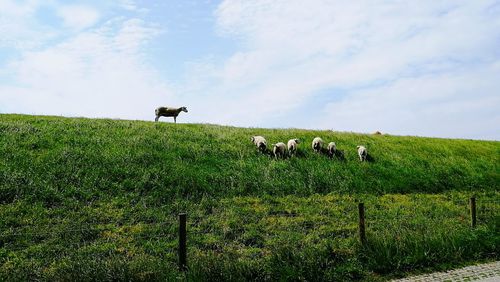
top-left (0, 114), bottom-right (499, 281)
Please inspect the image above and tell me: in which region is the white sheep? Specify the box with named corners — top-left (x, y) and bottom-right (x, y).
top-left (273, 142), bottom-right (286, 159)
top-left (287, 139), bottom-right (300, 156)
top-left (251, 136), bottom-right (267, 152)
top-left (327, 142), bottom-right (337, 158)
top-left (155, 106), bottom-right (188, 123)
top-left (312, 137), bottom-right (323, 153)
top-left (357, 145), bottom-right (367, 162)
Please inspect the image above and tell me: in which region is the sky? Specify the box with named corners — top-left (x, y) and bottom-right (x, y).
top-left (1, 0), bottom-right (499, 140)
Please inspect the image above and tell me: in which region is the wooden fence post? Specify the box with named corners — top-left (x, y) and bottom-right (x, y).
top-left (179, 213), bottom-right (187, 271)
top-left (470, 197), bottom-right (476, 228)
top-left (358, 203), bottom-right (366, 245)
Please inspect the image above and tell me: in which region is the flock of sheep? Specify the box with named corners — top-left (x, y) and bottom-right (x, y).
top-left (153, 106), bottom-right (369, 162)
top-left (251, 136), bottom-right (368, 161)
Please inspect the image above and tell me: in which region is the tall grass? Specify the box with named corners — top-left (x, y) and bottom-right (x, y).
top-left (1, 114), bottom-right (499, 204)
top-left (0, 114), bottom-right (498, 281)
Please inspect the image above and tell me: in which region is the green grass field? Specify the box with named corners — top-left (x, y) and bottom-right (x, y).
top-left (0, 114), bottom-right (498, 281)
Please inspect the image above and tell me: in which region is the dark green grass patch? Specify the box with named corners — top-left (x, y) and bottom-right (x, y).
top-left (1, 193), bottom-right (498, 281)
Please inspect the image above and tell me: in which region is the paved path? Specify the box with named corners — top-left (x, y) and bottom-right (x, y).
top-left (392, 261), bottom-right (500, 282)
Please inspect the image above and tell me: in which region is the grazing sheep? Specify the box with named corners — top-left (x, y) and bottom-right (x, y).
top-left (327, 142), bottom-right (337, 158)
top-left (273, 142), bottom-right (287, 159)
top-left (357, 145), bottom-right (367, 162)
top-left (155, 106), bottom-right (188, 123)
top-left (251, 136), bottom-right (267, 152)
top-left (373, 131), bottom-right (382, 135)
top-left (287, 139), bottom-right (300, 156)
top-left (312, 137), bottom-right (323, 153)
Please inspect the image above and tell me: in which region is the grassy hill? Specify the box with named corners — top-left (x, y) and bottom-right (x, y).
top-left (0, 114), bottom-right (498, 281)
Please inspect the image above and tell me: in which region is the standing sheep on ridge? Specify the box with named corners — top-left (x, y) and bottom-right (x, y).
top-left (155, 106), bottom-right (188, 123)
top-left (327, 142), bottom-right (337, 158)
top-left (251, 136), bottom-right (267, 152)
top-left (312, 137), bottom-right (323, 153)
top-left (287, 139), bottom-right (300, 157)
top-left (357, 145), bottom-right (367, 162)
top-left (273, 142), bottom-right (287, 159)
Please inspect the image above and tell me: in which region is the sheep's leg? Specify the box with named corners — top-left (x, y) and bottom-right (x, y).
top-left (155, 116), bottom-right (159, 122)
top-left (174, 116), bottom-right (177, 123)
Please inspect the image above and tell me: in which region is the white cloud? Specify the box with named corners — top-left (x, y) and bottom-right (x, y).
top-left (180, 0), bottom-right (500, 139)
top-left (213, 0), bottom-right (499, 86)
top-left (117, 0), bottom-right (149, 13)
top-left (119, 0), bottom-right (138, 11)
top-left (0, 0), bottom-right (53, 49)
top-left (112, 19), bottom-right (161, 53)
top-left (1, 18), bottom-right (173, 120)
top-left (317, 63), bottom-right (500, 139)
top-left (57, 5), bottom-right (100, 30)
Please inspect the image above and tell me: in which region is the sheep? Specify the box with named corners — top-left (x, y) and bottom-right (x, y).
top-left (312, 137), bottom-right (323, 153)
top-left (373, 131), bottom-right (382, 135)
top-left (155, 106), bottom-right (188, 123)
top-left (357, 145), bottom-right (367, 162)
top-left (273, 142), bottom-right (287, 159)
top-left (251, 136), bottom-right (267, 152)
top-left (327, 142), bottom-right (337, 158)
top-left (287, 139), bottom-right (300, 156)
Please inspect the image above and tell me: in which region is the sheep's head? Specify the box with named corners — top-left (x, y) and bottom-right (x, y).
top-left (294, 139), bottom-right (300, 144)
top-left (250, 136), bottom-right (255, 142)
top-left (259, 142), bottom-right (266, 150)
top-left (181, 107), bottom-right (188, 113)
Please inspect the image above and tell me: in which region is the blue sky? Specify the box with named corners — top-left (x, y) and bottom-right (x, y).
top-left (1, 0), bottom-right (499, 140)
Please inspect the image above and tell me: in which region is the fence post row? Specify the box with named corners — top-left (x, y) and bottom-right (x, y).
top-left (470, 197), bottom-right (476, 228)
top-left (174, 198), bottom-right (483, 272)
top-left (179, 213), bottom-right (187, 271)
top-left (358, 203), bottom-right (366, 245)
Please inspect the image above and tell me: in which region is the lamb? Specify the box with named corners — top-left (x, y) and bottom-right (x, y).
top-left (155, 106), bottom-right (188, 123)
top-left (273, 142), bottom-right (287, 159)
top-left (251, 136), bottom-right (267, 152)
top-left (357, 145), bottom-right (367, 162)
top-left (287, 139), bottom-right (300, 156)
top-left (312, 137), bottom-right (323, 153)
top-left (327, 142), bottom-right (337, 158)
